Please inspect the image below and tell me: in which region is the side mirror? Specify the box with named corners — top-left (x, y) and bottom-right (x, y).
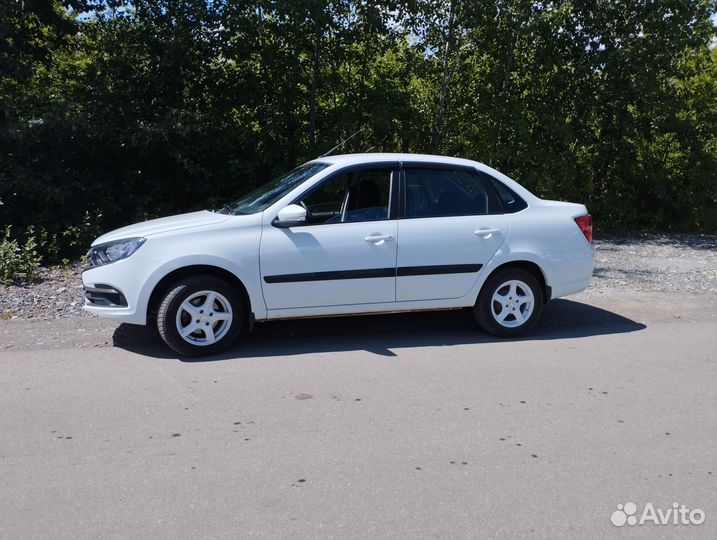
top-left (273, 204), bottom-right (307, 228)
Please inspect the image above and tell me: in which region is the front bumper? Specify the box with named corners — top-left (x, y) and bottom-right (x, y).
top-left (81, 255), bottom-right (159, 325)
top-left (84, 284), bottom-right (128, 307)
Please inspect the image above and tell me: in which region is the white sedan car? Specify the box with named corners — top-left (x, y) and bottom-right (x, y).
top-left (83, 153), bottom-right (594, 356)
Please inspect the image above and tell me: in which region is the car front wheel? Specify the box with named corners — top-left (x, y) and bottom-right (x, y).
top-left (157, 275), bottom-right (244, 356)
top-left (474, 268), bottom-right (543, 337)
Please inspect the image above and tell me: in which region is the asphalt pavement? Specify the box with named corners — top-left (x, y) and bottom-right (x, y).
top-left (1, 291), bottom-right (715, 540)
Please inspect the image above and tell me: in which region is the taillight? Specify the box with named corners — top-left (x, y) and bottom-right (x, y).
top-left (574, 214), bottom-right (592, 243)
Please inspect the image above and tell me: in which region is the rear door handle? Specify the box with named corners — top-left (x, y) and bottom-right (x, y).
top-left (365, 234), bottom-right (393, 243)
top-left (474, 228), bottom-right (500, 237)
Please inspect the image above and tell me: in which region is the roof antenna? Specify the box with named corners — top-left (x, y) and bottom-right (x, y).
top-left (319, 127), bottom-right (365, 157)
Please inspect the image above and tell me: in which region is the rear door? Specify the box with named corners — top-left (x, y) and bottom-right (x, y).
top-left (396, 164), bottom-right (507, 301)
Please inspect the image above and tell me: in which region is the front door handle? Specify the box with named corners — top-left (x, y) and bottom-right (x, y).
top-left (474, 228), bottom-right (501, 238)
top-left (365, 234), bottom-right (394, 244)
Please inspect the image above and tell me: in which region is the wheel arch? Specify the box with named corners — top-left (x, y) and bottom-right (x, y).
top-left (147, 265), bottom-right (252, 324)
top-left (480, 260), bottom-right (551, 303)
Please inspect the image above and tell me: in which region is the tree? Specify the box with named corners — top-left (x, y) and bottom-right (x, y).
top-left (1, 0), bottom-right (716, 261)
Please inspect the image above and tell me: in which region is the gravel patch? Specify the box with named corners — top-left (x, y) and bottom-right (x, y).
top-left (0, 234), bottom-right (715, 321)
top-left (585, 234), bottom-right (717, 296)
top-left (0, 264), bottom-right (88, 321)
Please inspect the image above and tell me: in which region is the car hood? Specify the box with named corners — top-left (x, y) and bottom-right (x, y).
top-left (92, 210), bottom-right (232, 246)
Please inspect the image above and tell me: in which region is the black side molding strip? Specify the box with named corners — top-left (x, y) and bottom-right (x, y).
top-left (263, 268), bottom-right (395, 284)
top-left (263, 264), bottom-right (482, 284)
top-left (397, 264), bottom-right (482, 276)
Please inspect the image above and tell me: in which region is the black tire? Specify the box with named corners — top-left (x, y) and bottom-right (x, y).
top-left (156, 275), bottom-right (245, 356)
top-left (474, 268), bottom-right (543, 338)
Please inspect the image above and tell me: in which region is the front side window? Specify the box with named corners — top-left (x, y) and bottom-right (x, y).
top-left (302, 172), bottom-right (351, 223)
top-left (404, 168), bottom-right (498, 217)
top-left (300, 168), bottom-right (393, 224)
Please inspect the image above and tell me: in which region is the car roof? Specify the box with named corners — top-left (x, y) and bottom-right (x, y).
top-left (305, 152), bottom-right (538, 204)
top-left (309, 153), bottom-right (482, 168)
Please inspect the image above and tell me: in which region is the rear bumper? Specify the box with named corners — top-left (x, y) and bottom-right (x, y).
top-left (551, 273), bottom-right (593, 298)
top-left (547, 245), bottom-right (594, 298)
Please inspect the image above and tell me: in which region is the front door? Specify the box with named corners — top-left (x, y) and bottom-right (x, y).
top-left (260, 166), bottom-right (399, 310)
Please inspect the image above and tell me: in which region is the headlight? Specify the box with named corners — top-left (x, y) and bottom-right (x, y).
top-left (87, 238), bottom-right (146, 267)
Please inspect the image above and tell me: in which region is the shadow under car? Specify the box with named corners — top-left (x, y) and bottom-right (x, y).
top-left (110, 298), bottom-right (646, 361)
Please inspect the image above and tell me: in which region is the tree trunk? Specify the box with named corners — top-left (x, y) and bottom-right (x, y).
top-left (308, 18), bottom-right (321, 148)
top-left (430, 0), bottom-right (457, 154)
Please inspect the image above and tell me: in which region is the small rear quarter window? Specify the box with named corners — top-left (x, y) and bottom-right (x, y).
top-left (485, 176), bottom-right (528, 213)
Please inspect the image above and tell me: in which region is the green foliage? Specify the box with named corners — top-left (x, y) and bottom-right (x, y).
top-left (0, 226), bottom-right (41, 285)
top-left (0, 0), bottom-right (716, 248)
top-left (61, 211), bottom-right (102, 255)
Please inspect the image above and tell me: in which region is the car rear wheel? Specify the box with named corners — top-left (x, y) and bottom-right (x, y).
top-left (474, 268), bottom-right (543, 337)
top-left (157, 275), bottom-right (244, 356)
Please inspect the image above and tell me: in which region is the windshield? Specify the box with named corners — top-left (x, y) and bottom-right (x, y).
top-left (217, 162), bottom-right (330, 215)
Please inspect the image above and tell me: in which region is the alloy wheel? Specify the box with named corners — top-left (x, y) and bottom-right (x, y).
top-left (175, 290), bottom-right (233, 346)
top-left (490, 279), bottom-right (535, 328)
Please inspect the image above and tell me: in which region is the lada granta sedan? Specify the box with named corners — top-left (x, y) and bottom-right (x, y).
top-left (83, 153), bottom-right (594, 356)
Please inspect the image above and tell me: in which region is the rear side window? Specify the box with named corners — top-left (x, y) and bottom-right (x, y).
top-left (485, 176), bottom-right (528, 213)
top-left (404, 168), bottom-right (501, 218)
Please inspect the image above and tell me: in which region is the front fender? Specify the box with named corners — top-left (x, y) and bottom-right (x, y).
top-left (138, 254), bottom-right (267, 323)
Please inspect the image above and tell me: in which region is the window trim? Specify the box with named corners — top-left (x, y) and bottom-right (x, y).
top-left (286, 161), bottom-right (400, 226)
top-left (398, 162), bottom-right (503, 219)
